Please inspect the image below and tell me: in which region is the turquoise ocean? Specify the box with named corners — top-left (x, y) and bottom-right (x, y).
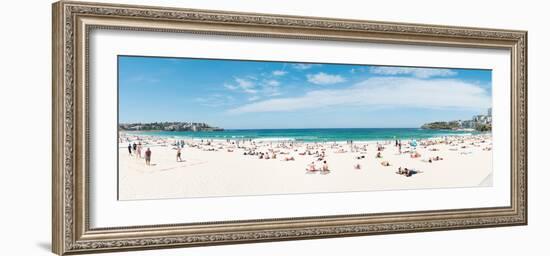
top-left (128, 128), bottom-right (482, 143)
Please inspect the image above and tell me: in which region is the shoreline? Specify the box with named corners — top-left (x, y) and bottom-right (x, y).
top-left (119, 130), bottom-right (488, 145)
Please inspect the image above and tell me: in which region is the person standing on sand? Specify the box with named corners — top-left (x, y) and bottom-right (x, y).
top-left (127, 143), bottom-right (132, 155)
top-left (132, 142), bottom-right (137, 155)
top-left (145, 148), bottom-right (151, 166)
top-left (321, 161), bottom-right (330, 174)
top-left (176, 147), bottom-right (182, 162)
top-left (137, 142), bottom-right (142, 158)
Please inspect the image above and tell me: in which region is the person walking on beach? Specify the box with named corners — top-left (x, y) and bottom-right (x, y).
top-left (176, 147), bottom-right (182, 162)
top-left (132, 142), bottom-right (137, 155)
top-left (398, 141), bottom-right (402, 154)
top-left (137, 142), bottom-right (142, 158)
top-left (145, 148), bottom-right (152, 166)
top-left (127, 143), bottom-right (132, 155)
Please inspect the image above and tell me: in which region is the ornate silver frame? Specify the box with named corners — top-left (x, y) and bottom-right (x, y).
top-left (52, 1), bottom-right (527, 255)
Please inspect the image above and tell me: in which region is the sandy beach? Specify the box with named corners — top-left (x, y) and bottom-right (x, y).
top-left (118, 133), bottom-right (493, 200)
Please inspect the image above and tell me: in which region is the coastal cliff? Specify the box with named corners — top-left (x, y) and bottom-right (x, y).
top-left (119, 122), bottom-right (223, 132)
top-left (421, 121), bottom-right (491, 132)
top-left (421, 121), bottom-right (461, 130)
top-left (420, 108), bottom-right (492, 132)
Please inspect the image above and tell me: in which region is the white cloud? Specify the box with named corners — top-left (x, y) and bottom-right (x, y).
top-left (306, 72), bottom-right (346, 85)
top-left (370, 66), bottom-right (457, 78)
top-left (272, 70), bottom-right (287, 76)
top-left (223, 83), bottom-right (238, 90)
top-left (263, 88), bottom-right (282, 97)
top-left (235, 78), bottom-right (254, 89)
top-left (264, 80), bottom-right (280, 87)
top-left (260, 79), bottom-right (282, 96)
top-left (291, 64), bottom-right (321, 70)
top-left (224, 76), bottom-right (283, 96)
top-left (227, 77), bottom-right (490, 114)
top-left (242, 88), bottom-right (258, 94)
top-left (224, 77), bottom-right (258, 94)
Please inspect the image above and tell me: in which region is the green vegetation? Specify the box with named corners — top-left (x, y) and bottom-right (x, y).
top-left (420, 121), bottom-right (461, 130)
top-left (421, 121), bottom-right (491, 131)
top-left (475, 123), bottom-right (492, 132)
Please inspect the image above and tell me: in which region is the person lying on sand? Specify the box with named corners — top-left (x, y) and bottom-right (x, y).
top-left (397, 167), bottom-right (419, 177)
top-left (410, 152), bottom-right (421, 158)
top-left (381, 161), bottom-right (390, 166)
top-left (405, 168), bottom-right (419, 177)
top-left (397, 167), bottom-right (405, 175)
top-left (283, 156), bottom-right (295, 161)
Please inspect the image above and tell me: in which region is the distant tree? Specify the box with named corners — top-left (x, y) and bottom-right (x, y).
top-left (476, 123), bottom-right (492, 132)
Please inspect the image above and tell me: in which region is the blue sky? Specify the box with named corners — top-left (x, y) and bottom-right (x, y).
top-left (118, 56), bottom-right (492, 129)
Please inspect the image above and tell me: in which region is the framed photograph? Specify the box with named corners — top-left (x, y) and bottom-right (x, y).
top-left (52, 1), bottom-right (527, 255)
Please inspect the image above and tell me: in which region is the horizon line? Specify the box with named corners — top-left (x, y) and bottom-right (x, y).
top-left (122, 127), bottom-right (426, 130)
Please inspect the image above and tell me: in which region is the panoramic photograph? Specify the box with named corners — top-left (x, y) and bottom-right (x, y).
top-left (117, 56), bottom-right (493, 201)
